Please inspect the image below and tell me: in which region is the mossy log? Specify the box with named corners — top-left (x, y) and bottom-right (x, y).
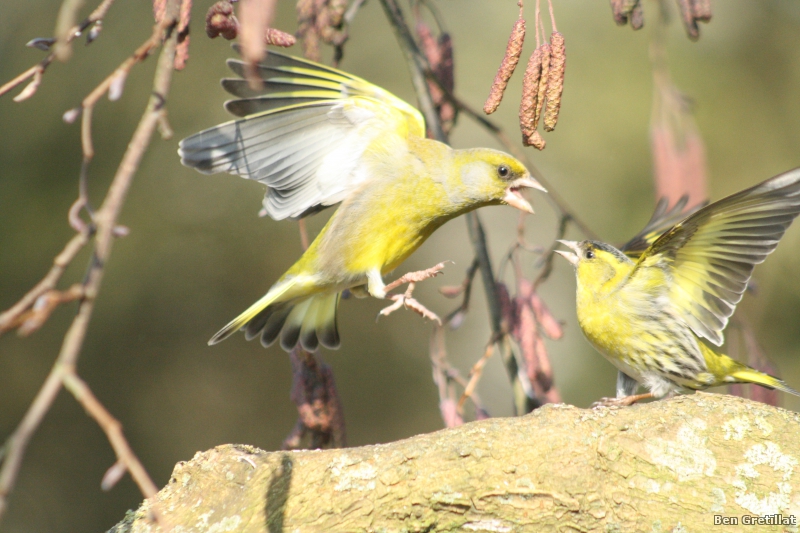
top-left (110, 393), bottom-right (800, 532)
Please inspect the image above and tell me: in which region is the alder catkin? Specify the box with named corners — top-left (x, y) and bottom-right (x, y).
top-left (264, 28), bottom-right (296, 47)
top-left (519, 46), bottom-right (543, 142)
top-left (676, 0), bottom-right (700, 40)
top-left (630, 3), bottom-right (644, 30)
top-left (524, 130), bottom-right (546, 150)
top-left (483, 17), bottom-right (526, 114)
top-left (544, 32), bottom-right (565, 132)
top-left (691, 0), bottom-right (712, 22)
top-left (530, 292), bottom-right (563, 340)
top-left (533, 43), bottom-right (551, 131)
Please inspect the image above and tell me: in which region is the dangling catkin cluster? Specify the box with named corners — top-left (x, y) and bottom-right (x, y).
top-left (483, 2), bottom-right (567, 151)
top-left (609, 0), bottom-right (712, 39)
top-left (296, 0), bottom-right (349, 62)
top-left (416, 21), bottom-right (456, 133)
top-left (517, 32), bottom-right (566, 150)
top-left (676, 0), bottom-right (712, 41)
top-left (610, 0), bottom-right (644, 30)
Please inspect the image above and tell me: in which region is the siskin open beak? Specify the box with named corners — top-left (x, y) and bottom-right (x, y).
top-left (555, 239), bottom-right (580, 266)
top-left (503, 176), bottom-right (547, 214)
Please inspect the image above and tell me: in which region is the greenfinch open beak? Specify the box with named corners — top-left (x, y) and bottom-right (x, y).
top-left (555, 239), bottom-right (580, 266)
top-left (503, 176), bottom-right (546, 214)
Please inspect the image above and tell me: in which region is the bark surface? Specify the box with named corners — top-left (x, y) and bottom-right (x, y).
top-left (110, 393), bottom-right (800, 532)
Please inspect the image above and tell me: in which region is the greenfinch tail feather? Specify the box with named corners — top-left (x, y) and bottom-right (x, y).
top-left (259, 305), bottom-right (293, 347)
top-left (208, 281), bottom-right (296, 345)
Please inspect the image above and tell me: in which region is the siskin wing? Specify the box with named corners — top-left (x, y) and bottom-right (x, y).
top-left (621, 195), bottom-right (706, 260)
top-left (178, 49), bottom-right (425, 220)
top-left (632, 168), bottom-right (800, 346)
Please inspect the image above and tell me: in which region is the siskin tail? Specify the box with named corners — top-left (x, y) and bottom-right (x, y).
top-left (700, 343), bottom-right (800, 397)
top-left (729, 367), bottom-right (800, 397)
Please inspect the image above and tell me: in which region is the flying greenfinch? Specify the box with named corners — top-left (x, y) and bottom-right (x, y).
top-left (179, 51), bottom-right (544, 352)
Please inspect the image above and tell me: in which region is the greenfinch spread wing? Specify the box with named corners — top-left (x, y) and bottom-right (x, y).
top-left (179, 51), bottom-right (425, 220)
top-left (179, 51), bottom-right (542, 351)
top-left (632, 168), bottom-right (800, 346)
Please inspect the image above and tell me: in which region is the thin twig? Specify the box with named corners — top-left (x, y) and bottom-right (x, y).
top-left (0, 0), bottom-right (118, 100)
top-left (458, 339), bottom-right (496, 413)
top-left (0, 4), bottom-right (180, 522)
top-left (0, 232), bottom-right (89, 334)
top-left (0, 63), bottom-right (49, 100)
top-left (62, 373), bottom-right (159, 496)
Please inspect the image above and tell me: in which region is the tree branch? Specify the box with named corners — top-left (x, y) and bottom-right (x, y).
top-left (111, 393), bottom-right (800, 532)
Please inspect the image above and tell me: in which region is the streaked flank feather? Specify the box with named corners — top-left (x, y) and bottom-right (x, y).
top-left (557, 168), bottom-right (800, 402)
top-left (180, 50), bottom-right (545, 351)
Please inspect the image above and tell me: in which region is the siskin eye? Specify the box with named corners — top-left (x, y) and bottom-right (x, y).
top-left (585, 249), bottom-right (595, 259)
top-left (498, 165), bottom-right (509, 178)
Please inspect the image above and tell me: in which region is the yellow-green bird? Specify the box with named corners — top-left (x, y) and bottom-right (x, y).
top-left (556, 169), bottom-right (800, 404)
top-left (179, 51), bottom-right (544, 351)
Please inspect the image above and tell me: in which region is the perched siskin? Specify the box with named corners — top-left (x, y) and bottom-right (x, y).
top-left (557, 169), bottom-right (800, 404)
top-left (179, 51), bottom-right (544, 351)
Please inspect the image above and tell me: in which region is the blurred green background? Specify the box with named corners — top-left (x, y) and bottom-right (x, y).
top-left (1, 0), bottom-right (799, 531)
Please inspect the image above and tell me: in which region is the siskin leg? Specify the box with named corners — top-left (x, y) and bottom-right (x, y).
top-left (616, 371), bottom-right (639, 398)
top-left (592, 392), bottom-right (655, 408)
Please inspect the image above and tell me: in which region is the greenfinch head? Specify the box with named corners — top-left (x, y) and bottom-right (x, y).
top-left (454, 148), bottom-right (544, 214)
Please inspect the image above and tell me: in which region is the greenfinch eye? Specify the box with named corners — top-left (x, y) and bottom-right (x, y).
top-left (497, 165), bottom-right (510, 178)
top-left (585, 249), bottom-right (595, 259)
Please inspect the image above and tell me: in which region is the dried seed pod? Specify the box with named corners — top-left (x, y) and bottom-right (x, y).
top-left (630, 3), bottom-right (644, 30)
top-left (153, 0), bottom-right (167, 22)
top-left (692, 0), bottom-right (712, 22)
top-left (676, 0), bottom-right (700, 40)
top-left (437, 33), bottom-right (455, 94)
top-left (296, 0), bottom-right (321, 61)
top-left (515, 294), bottom-right (538, 385)
top-left (544, 32), bottom-right (565, 132)
top-left (495, 282), bottom-right (515, 331)
top-left (483, 16), bottom-right (525, 114)
top-left (174, 0), bottom-right (192, 70)
top-left (317, 3), bottom-right (348, 47)
top-left (265, 27), bottom-right (296, 47)
top-left (438, 285), bottom-right (464, 298)
top-left (534, 42), bottom-right (551, 131)
top-left (532, 333), bottom-right (553, 391)
top-left (436, 33), bottom-right (456, 127)
top-left (523, 130), bottom-right (546, 150)
top-left (206, 1), bottom-right (238, 39)
top-left (519, 46), bottom-right (543, 142)
top-left (609, 0), bottom-right (641, 26)
top-left (416, 22), bottom-right (455, 131)
top-left (530, 292), bottom-right (563, 340)
top-left (609, 0), bottom-right (626, 25)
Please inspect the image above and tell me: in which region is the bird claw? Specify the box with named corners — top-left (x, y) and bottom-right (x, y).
top-left (378, 290), bottom-right (442, 325)
top-left (376, 263), bottom-right (448, 324)
top-left (591, 392), bottom-right (653, 409)
top-left (382, 262), bottom-right (449, 294)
